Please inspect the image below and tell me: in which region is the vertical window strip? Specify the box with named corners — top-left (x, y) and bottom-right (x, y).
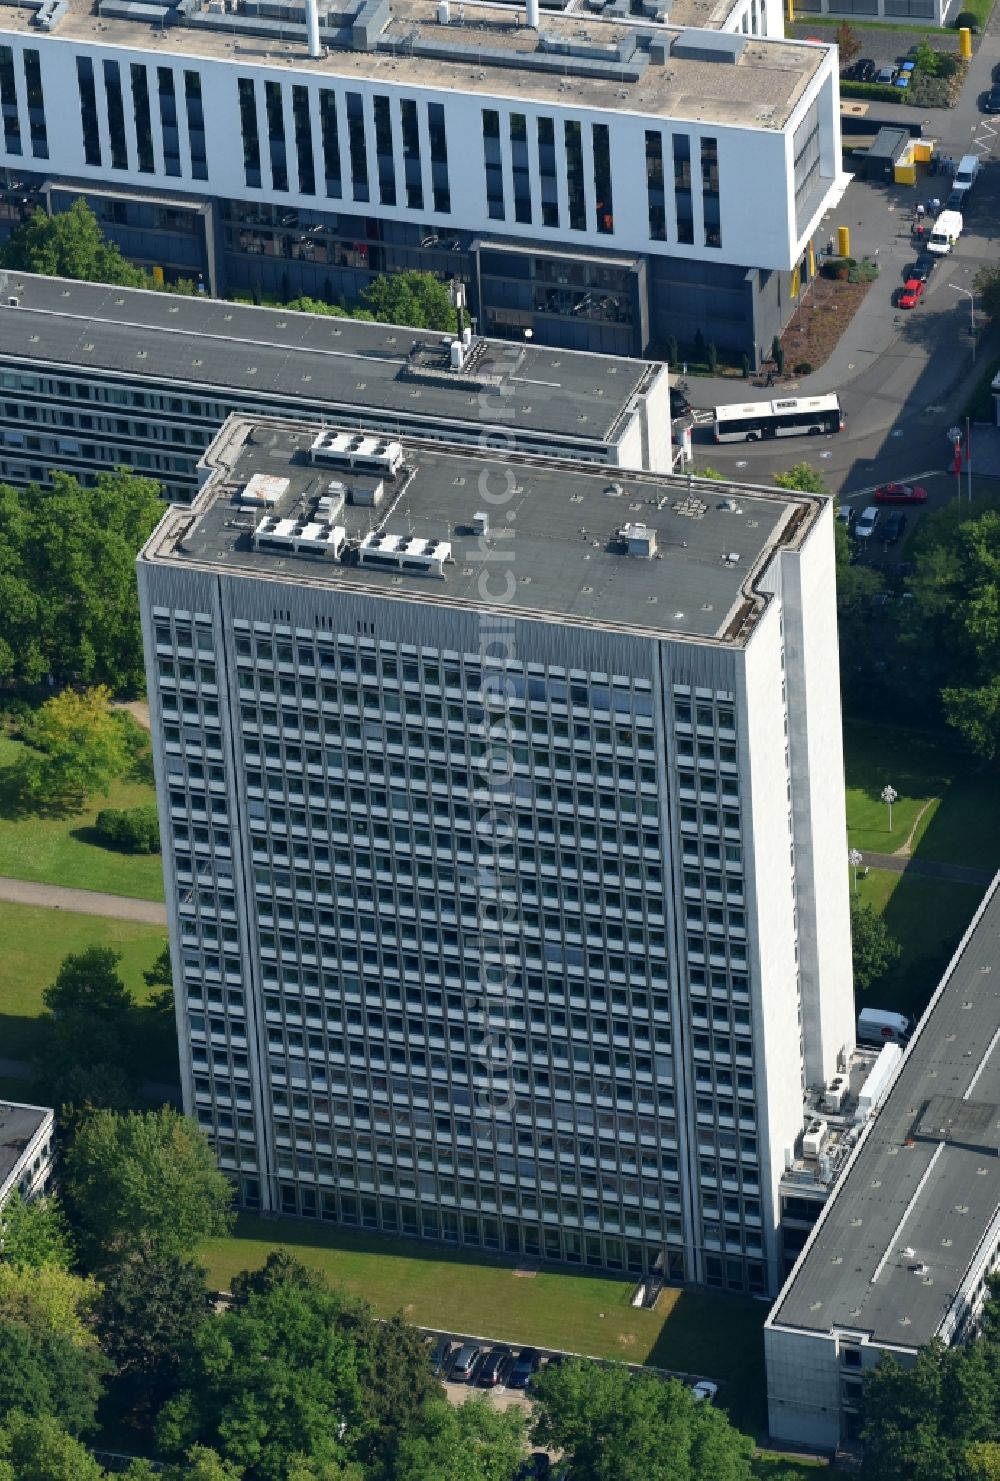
top-left (593, 122), bottom-right (613, 235)
top-left (237, 77), bottom-right (261, 189)
top-left (76, 56), bottom-right (100, 166)
top-left (700, 136), bottom-right (720, 248)
top-left (482, 108), bottom-right (503, 220)
top-left (265, 80), bottom-right (288, 192)
top-left (400, 98), bottom-right (422, 211)
top-left (510, 112), bottom-right (530, 225)
top-left (0, 47), bottom-right (21, 158)
top-left (319, 90), bottom-right (341, 198)
top-left (184, 70), bottom-right (208, 181)
top-left (373, 94), bottom-right (396, 206)
top-left (291, 85), bottom-right (315, 196)
top-left (131, 64), bottom-right (154, 174)
top-left (103, 60), bottom-right (128, 171)
top-left (345, 92), bottom-right (369, 203)
top-left (157, 67), bottom-right (181, 177)
top-left (537, 116), bottom-right (558, 228)
top-left (645, 130), bottom-right (665, 241)
top-left (564, 120), bottom-right (585, 231)
top-left (427, 101), bottom-right (449, 213)
top-left (22, 50), bottom-right (46, 160)
top-left (672, 133), bottom-right (693, 246)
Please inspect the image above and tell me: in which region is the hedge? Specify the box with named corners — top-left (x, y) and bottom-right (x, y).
top-left (94, 804), bottom-right (161, 854)
top-left (840, 80), bottom-right (903, 103)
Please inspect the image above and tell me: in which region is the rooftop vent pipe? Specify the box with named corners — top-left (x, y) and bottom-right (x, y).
top-left (526, 0), bottom-right (539, 26)
top-left (305, 0), bottom-right (321, 57)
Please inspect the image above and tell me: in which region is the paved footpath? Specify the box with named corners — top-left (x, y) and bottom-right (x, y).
top-left (0, 875), bottom-right (166, 925)
top-left (860, 853), bottom-right (994, 887)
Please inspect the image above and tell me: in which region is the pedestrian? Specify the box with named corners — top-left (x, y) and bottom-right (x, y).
top-left (931, 196), bottom-right (940, 214)
top-left (766, 368), bottom-right (774, 387)
top-left (915, 201), bottom-right (925, 220)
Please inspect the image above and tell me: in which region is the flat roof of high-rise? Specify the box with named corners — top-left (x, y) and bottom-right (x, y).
top-left (0, 1101), bottom-right (51, 1196)
top-left (769, 876), bottom-right (1000, 1351)
top-left (0, 0), bottom-right (829, 130)
top-left (139, 413), bottom-right (823, 642)
top-left (0, 275), bottom-right (657, 453)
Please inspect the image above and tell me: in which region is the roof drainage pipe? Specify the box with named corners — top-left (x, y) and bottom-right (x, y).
top-left (306, 0), bottom-right (321, 56)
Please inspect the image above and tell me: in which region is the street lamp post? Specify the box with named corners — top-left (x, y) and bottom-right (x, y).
top-left (949, 283), bottom-right (976, 363)
top-left (849, 846), bottom-right (864, 893)
top-left (881, 785), bottom-right (898, 834)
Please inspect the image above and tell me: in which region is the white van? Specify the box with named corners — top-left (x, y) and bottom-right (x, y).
top-left (857, 1007), bottom-right (911, 1046)
top-left (953, 154), bottom-right (980, 196)
top-left (927, 209), bottom-right (963, 255)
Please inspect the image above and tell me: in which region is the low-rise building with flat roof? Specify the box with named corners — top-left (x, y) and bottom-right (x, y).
top-left (0, 1100), bottom-right (55, 1208)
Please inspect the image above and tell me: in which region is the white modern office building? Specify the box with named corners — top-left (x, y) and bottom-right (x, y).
top-left (0, 1100), bottom-right (56, 1209)
top-left (0, 0), bottom-right (843, 357)
top-left (767, 875), bottom-right (1000, 1451)
top-left (138, 411), bottom-right (854, 1297)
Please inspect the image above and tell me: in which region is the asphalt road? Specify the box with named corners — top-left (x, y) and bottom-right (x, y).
top-left (685, 26), bottom-right (1000, 515)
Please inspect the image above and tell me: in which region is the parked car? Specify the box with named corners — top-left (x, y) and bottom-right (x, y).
top-left (692, 1380), bottom-right (719, 1403)
top-left (853, 57), bottom-right (876, 81)
top-left (911, 251), bottom-right (937, 281)
top-left (874, 65), bottom-right (897, 85)
top-left (478, 1345), bottom-right (514, 1387)
top-left (881, 511), bottom-right (908, 544)
top-left (983, 83), bottom-right (1000, 112)
top-left (898, 277), bottom-right (925, 309)
top-left (430, 1336), bottom-right (454, 1375)
top-left (854, 506), bottom-right (880, 542)
top-left (450, 1344), bottom-right (483, 1381)
top-left (945, 190), bottom-right (965, 212)
top-left (836, 503), bottom-right (855, 531)
top-left (670, 387), bottom-right (692, 416)
top-left (874, 482), bottom-right (927, 503)
top-left (508, 1347), bottom-right (542, 1389)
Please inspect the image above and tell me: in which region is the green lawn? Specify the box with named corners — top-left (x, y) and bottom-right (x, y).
top-left (0, 733), bottom-right (165, 901)
top-left (753, 1453), bottom-right (828, 1479)
top-left (0, 900), bottom-right (174, 1081)
top-left (199, 1216), bottom-right (769, 1434)
top-left (843, 719), bottom-right (1000, 870)
top-left (853, 867), bottom-right (983, 1023)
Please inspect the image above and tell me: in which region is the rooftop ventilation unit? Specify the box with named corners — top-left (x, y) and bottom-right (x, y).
top-left (822, 1075), bottom-right (849, 1113)
top-left (309, 430), bottom-right (403, 477)
top-left (802, 1117), bottom-right (828, 1159)
top-left (252, 515), bottom-right (346, 558)
top-left (317, 483), bottom-right (346, 521)
top-left (241, 473), bottom-right (289, 506)
top-left (358, 531), bottom-right (451, 578)
top-left (621, 521), bottom-right (657, 558)
top-left (670, 29), bottom-right (746, 63)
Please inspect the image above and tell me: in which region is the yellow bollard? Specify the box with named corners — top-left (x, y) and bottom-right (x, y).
top-left (787, 0), bottom-right (795, 20)
top-left (152, 265), bottom-right (165, 285)
top-left (959, 26), bottom-right (972, 58)
top-left (837, 226), bottom-right (850, 259)
top-left (807, 240), bottom-right (816, 279)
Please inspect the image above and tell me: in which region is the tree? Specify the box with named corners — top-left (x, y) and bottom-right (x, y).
top-left (974, 263), bottom-right (1000, 324)
top-left (531, 1359), bottom-right (753, 1481)
top-left (360, 271), bottom-right (455, 331)
top-left (0, 1411), bottom-right (107, 1481)
top-left (835, 21), bottom-right (862, 69)
top-left (850, 897), bottom-right (902, 992)
top-left (0, 470), bottom-right (163, 691)
top-left (395, 1396), bottom-right (526, 1481)
top-left (0, 1264), bottom-right (100, 1351)
top-left (0, 1195), bottom-right (74, 1272)
top-left (773, 462), bottom-right (827, 495)
top-left (349, 1311), bottom-right (442, 1474)
top-left (19, 688), bottom-right (131, 808)
top-left (156, 1275), bottom-right (364, 1480)
top-left (861, 1340), bottom-right (997, 1481)
top-left (95, 1250), bottom-right (210, 1429)
top-left (160, 1448), bottom-right (245, 1481)
top-left (0, 1322), bottom-right (107, 1435)
top-left (0, 200), bottom-right (147, 287)
top-left (33, 946), bottom-right (139, 1111)
top-left (62, 1107), bottom-right (233, 1269)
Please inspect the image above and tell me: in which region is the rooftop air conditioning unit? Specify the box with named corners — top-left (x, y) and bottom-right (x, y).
top-left (802, 1117), bottom-right (827, 1160)
top-left (822, 1075), bottom-right (849, 1114)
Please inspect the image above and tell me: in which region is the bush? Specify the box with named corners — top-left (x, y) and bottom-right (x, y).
top-left (840, 80), bottom-right (902, 104)
top-left (794, 362), bottom-right (813, 375)
top-left (94, 805), bottom-right (161, 854)
top-left (953, 8), bottom-right (978, 26)
top-left (909, 73), bottom-right (953, 107)
top-left (848, 258), bottom-right (879, 284)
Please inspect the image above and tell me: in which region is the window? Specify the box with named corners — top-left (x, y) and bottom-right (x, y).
top-left (130, 64), bottom-right (154, 174)
top-left (483, 109), bottom-right (503, 220)
top-left (593, 122), bottom-right (613, 234)
top-left (184, 70), bottom-right (208, 181)
top-left (103, 61), bottom-right (128, 170)
top-left (792, 100), bottom-right (822, 235)
top-left (510, 113), bottom-right (531, 224)
top-left (292, 85), bottom-right (315, 194)
top-left (0, 46), bottom-right (23, 169)
top-left (346, 92), bottom-right (369, 202)
top-left (400, 98), bottom-right (422, 209)
top-left (265, 81), bottom-right (288, 191)
top-left (537, 117), bottom-right (559, 228)
top-left (158, 67), bottom-right (181, 177)
top-left (564, 120), bottom-right (586, 231)
top-left (373, 94), bottom-right (395, 206)
top-left (701, 136), bottom-right (720, 248)
top-left (23, 50), bottom-right (46, 160)
top-left (76, 57), bottom-right (100, 166)
top-left (319, 90), bottom-right (341, 198)
top-left (672, 133), bottom-right (694, 245)
top-left (237, 77), bottom-right (261, 189)
top-left (428, 101), bottom-right (450, 213)
top-left (645, 130), bottom-right (665, 240)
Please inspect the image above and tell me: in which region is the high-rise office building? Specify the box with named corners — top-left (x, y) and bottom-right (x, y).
top-left (139, 412), bottom-right (854, 1297)
top-left (0, 0), bottom-right (842, 358)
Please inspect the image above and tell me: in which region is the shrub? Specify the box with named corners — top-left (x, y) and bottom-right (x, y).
top-left (848, 258), bottom-right (879, 284)
top-left (840, 80), bottom-right (902, 104)
top-left (794, 362), bottom-right (813, 375)
top-left (94, 804), bottom-right (161, 854)
top-left (909, 73), bottom-right (953, 107)
top-left (953, 8), bottom-right (978, 27)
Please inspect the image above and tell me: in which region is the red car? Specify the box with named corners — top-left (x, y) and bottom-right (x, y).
top-left (874, 483), bottom-right (928, 504)
top-left (899, 277), bottom-right (925, 309)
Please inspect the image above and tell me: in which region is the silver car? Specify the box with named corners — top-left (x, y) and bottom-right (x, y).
top-left (854, 505), bottom-right (880, 542)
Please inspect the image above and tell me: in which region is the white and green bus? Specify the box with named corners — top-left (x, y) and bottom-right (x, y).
top-left (713, 394), bottom-right (843, 443)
